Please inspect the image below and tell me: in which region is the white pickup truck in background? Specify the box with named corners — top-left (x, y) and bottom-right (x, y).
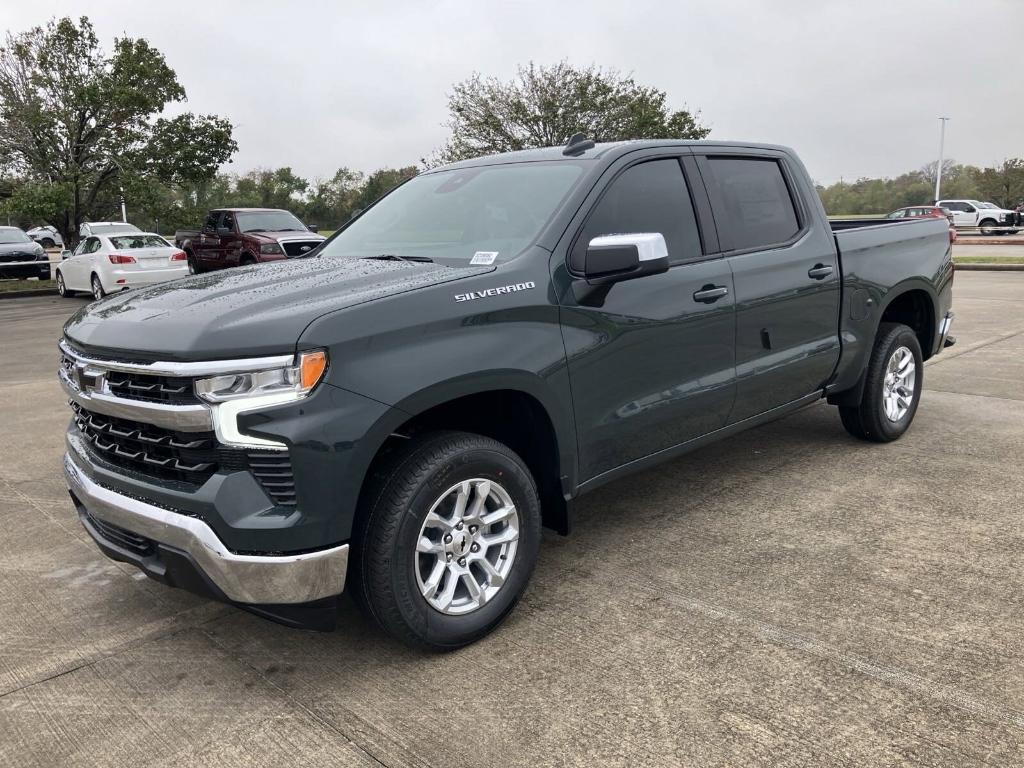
top-left (937, 199), bottom-right (1020, 235)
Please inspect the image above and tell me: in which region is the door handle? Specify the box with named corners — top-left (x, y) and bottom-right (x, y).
top-left (808, 264), bottom-right (834, 280)
top-left (693, 285), bottom-right (729, 303)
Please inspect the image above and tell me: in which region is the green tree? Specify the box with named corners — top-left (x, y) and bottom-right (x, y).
top-left (974, 159), bottom-right (1024, 208)
top-left (234, 167), bottom-right (308, 210)
top-left (431, 62), bottom-right (709, 164)
top-left (0, 16), bottom-right (236, 245)
top-left (353, 166), bottom-right (418, 211)
top-left (304, 167), bottom-right (364, 229)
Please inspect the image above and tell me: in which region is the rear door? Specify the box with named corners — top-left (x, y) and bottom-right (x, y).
top-left (560, 154), bottom-right (737, 481)
top-left (698, 151), bottom-right (841, 423)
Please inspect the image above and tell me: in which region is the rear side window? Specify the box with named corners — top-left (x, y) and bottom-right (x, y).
top-left (707, 157), bottom-right (801, 251)
top-left (572, 158), bottom-right (702, 271)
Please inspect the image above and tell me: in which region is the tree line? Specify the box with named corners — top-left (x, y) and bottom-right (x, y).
top-left (816, 158), bottom-right (1024, 215)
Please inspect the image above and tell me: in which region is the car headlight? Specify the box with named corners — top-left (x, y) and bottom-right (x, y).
top-left (260, 243), bottom-right (283, 255)
top-left (195, 350), bottom-right (328, 448)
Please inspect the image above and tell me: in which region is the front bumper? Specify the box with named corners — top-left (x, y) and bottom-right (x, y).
top-left (0, 262), bottom-right (50, 279)
top-left (65, 451), bottom-right (348, 628)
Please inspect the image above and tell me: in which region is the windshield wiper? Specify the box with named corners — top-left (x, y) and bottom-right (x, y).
top-left (362, 254), bottom-right (434, 263)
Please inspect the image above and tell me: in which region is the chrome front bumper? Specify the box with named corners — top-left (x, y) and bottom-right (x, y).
top-left (64, 452), bottom-right (348, 605)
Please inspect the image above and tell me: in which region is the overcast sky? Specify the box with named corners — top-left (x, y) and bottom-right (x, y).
top-left (4, 0), bottom-right (1022, 184)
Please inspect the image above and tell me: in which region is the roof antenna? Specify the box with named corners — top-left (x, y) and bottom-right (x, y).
top-left (562, 132), bottom-right (595, 156)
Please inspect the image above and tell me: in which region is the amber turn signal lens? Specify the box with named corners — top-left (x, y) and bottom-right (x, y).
top-left (299, 350), bottom-right (328, 390)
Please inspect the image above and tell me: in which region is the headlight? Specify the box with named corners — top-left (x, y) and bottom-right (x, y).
top-left (260, 243), bottom-right (283, 255)
top-left (196, 350), bottom-right (327, 403)
top-left (195, 350), bottom-right (328, 448)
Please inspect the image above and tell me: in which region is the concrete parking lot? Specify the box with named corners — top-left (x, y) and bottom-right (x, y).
top-left (1, 273), bottom-right (1023, 767)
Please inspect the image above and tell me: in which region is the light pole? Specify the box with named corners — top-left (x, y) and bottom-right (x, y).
top-left (934, 117), bottom-right (950, 202)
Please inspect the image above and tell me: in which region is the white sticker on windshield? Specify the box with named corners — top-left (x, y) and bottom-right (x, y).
top-left (471, 251), bottom-right (498, 265)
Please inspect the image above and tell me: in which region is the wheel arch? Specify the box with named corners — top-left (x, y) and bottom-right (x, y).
top-left (357, 381), bottom-right (573, 536)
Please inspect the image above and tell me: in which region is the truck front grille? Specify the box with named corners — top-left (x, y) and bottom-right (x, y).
top-left (71, 403), bottom-right (297, 505)
top-left (72, 402), bottom-right (218, 484)
top-left (280, 239), bottom-right (321, 257)
top-left (106, 371), bottom-right (198, 405)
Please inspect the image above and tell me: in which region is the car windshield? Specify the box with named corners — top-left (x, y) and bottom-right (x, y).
top-left (978, 203), bottom-right (998, 209)
top-left (316, 162), bottom-right (585, 264)
top-left (89, 223), bottom-right (141, 235)
top-left (109, 234), bottom-right (171, 249)
top-left (236, 211), bottom-right (307, 232)
top-left (0, 229), bottom-right (32, 244)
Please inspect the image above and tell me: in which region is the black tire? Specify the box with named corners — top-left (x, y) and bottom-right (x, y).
top-left (838, 322), bottom-right (923, 442)
top-left (979, 219), bottom-right (998, 236)
top-left (186, 250), bottom-right (199, 275)
top-left (90, 273), bottom-right (105, 301)
top-left (41, 238), bottom-right (55, 249)
top-left (240, 254), bottom-right (257, 267)
top-left (351, 431), bottom-right (542, 651)
top-left (55, 271), bottom-right (75, 298)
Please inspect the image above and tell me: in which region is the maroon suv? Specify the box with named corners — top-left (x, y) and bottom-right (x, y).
top-left (176, 208), bottom-right (325, 273)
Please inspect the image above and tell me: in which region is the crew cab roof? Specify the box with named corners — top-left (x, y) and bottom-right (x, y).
top-left (430, 139), bottom-right (795, 172)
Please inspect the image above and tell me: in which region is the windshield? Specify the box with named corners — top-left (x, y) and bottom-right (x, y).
top-left (316, 162), bottom-right (586, 264)
top-left (110, 234), bottom-right (171, 249)
top-left (237, 211), bottom-right (307, 232)
top-left (978, 202), bottom-right (998, 209)
top-left (89, 223), bottom-right (141, 235)
top-left (0, 229), bottom-right (32, 244)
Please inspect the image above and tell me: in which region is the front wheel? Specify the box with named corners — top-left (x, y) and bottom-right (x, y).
top-left (979, 219), bottom-right (998, 236)
top-left (352, 431), bottom-right (542, 650)
top-left (839, 322), bottom-right (923, 442)
top-left (56, 271), bottom-right (75, 298)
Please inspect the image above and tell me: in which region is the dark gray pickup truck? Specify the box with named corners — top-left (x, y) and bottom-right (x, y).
top-left (60, 137), bottom-right (954, 649)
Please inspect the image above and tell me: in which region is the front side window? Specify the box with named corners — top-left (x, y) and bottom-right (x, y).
top-left (707, 157), bottom-right (801, 251)
top-left (317, 162), bottom-right (585, 265)
top-left (571, 159), bottom-right (702, 271)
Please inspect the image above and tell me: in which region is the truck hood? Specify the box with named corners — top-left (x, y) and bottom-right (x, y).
top-left (241, 230), bottom-right (325, 241)
top-left (64, 256), bottom-right (492, 361)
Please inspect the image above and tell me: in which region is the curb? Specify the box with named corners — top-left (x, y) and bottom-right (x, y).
top-left (955, 239), bottom-right (1024, 246)
top-left (953, 263), bottom-right (1024, 271)
top-left (0, 289), bottom-right (59, 300)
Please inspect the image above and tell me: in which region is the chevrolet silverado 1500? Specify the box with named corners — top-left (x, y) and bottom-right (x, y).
top-left (60, 137), bottom-right (954, 649)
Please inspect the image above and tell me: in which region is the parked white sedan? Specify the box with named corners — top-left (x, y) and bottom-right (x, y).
top-left (55, 232), bottom-right (190, 301)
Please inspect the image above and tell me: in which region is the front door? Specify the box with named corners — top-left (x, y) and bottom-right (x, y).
top-left (560, 156), bottom-right (737, 482)
top-left (697, 152), bottom-right (842, 423)
top-left (195, 211), bottom-right (222, 268)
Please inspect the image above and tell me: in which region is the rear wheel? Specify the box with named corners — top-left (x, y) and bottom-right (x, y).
top-left (40, 238), bottom-right (55, 249)
top-left (186, 250), bottom-right (199, 275)
top-left (90, 274), bottom-right (106, 301)
top-left (838, 322), bottom-right (923, 442)
top-left (352, 431), bottom-right (542, 650)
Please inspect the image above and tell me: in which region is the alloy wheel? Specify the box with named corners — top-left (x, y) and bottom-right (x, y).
top-left (414, 478), bottom-right (520, 616)
top-left (882, 346), bottom-right (916, 422)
